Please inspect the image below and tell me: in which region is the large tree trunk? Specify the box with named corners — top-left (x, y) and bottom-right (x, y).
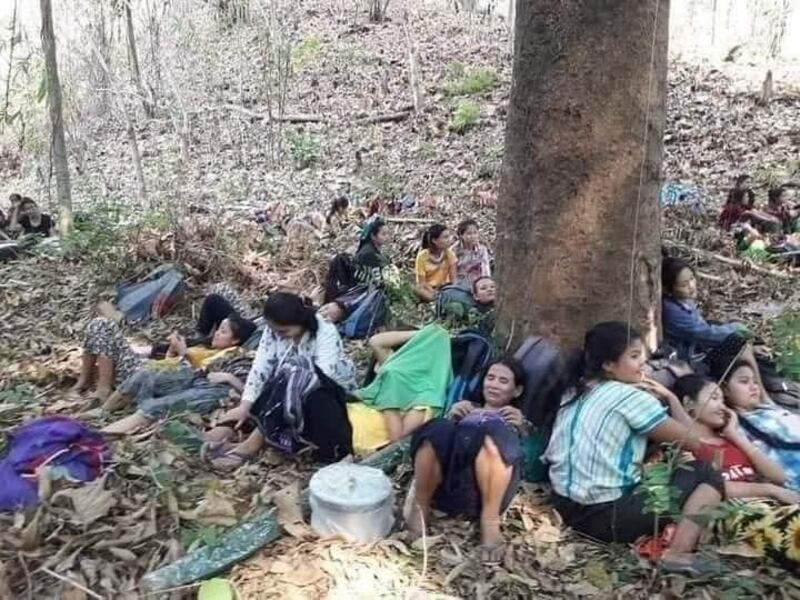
top-left (495, 0), bottom-right (669, 350)
top-left (39, 0), bottom-right (72, 235)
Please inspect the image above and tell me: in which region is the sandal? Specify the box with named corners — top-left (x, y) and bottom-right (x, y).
top-left (478, 543), bottom-right (505, 567)
top-left (659, 555), bottom-right (721, 577)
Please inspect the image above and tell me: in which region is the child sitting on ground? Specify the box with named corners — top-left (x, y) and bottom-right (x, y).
top-left (453, 219), bottom-right (491, 287)
top-left (414, 223), bottom-right (457, 303)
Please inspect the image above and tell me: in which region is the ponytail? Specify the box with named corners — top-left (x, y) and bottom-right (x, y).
top-left (421, 223), bottom-right (447, 251)
top-left (263, 292), bottom-right (319, 336)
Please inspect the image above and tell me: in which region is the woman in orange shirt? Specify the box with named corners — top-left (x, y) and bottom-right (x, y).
top-left (414, 224), bottom-right (457, 302)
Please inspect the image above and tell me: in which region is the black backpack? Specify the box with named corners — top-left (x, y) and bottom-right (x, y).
top-left (323, 253), bottom-right (356, 304)
top-left (513, 336), bottom-right (565, 429)
top-left (445, 329), bottom-right (496, 410)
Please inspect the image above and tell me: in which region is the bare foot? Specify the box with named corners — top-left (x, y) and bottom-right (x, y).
top-left (203, 425), bottom-right (237, 444)
top-left (479, 515), bottom-right (502, 547)
top-left (101, 412), bottom-right (152, 435)
top-left (404, 481), bottom-right (431, 539)
top-left (70, 379), bottom-right (90, 394)
top-left (102, 390), bottom-right (130, 412)
top-left (92, 387), bottom-right (112, 403)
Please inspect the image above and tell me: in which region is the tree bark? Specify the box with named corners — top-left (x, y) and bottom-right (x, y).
top-left (495, 0), bottom-right (669, 350)
top-left (124, 0), bottom-right (153, 118)
top-left (39, 0), bottom-right (72, 235)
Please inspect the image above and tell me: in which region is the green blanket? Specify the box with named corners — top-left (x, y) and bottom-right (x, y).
top-left (356, 324), bottom-right (452, 412)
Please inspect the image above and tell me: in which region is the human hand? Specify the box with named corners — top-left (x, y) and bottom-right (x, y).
top-left (220, 403), bottom-right (250, 429)
top-left (720, 409), bottom-right (740, 440)
top-left (637, 377), bottom-right (679, 406)
top-left (168, 333), bottom-right (188, 357)
top-left (207, 372), bottom-right (231, 385)
top-left (768, 484), bottom-right (800, 505)
top-left (499, 406), bottom-right (524, 429)
top-left (450, 401), bottom-right (475, 421)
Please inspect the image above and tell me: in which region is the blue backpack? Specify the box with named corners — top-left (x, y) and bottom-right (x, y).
top-left (339, 288), bottom-right (388, 339)
top-left (445, 329), bottom-right (496, 411)
top-left (435, 284), bottom-right (477, 321)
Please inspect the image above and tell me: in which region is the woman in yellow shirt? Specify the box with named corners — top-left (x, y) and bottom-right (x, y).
top-left (414, 224), bottom-right (457, 302)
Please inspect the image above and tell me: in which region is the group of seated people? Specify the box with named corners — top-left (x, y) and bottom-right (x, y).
top-left (718, 177), bottom-right (799, 261)
top-left (0, 193), bottom-right (54, 239)
top-left (63, 210), bottom-right (800, 573)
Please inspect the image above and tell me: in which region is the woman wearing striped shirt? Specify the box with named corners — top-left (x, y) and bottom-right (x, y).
top-left (545, 321), bottom-right (724, 575)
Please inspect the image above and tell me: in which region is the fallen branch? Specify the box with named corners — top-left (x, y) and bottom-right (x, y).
top-left (663, 240), bottom-right (792, 279)
top-left (354, 110), bottom-right (412, 125)
top-left (40, 567), bottom-right (104, 600)
top-left (218, 104), bottom-right (412, 126)
top-left (220, 103), bottom-right (324, 123)
top-left (384, 216), bottom-right (435, 224)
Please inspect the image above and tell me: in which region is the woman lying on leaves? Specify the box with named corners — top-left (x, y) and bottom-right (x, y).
top-left (675, 374), bottom-right (800, 568)
top-left (544, 321), bottom-right (725, 576)
top-left (73, 286), bottom-right (257, 402)
top-left (203, 322), bottom-right (452, 468)
top-left (100, 314), bottom-right (256, 434)
top-left (203, 292), bottom-right (357, 469)
top-left (720, 361), bottom-right (800, 492)
top-left (404, 357), bottom-right (527, 566)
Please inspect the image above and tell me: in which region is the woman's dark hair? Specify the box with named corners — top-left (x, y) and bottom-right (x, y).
top-left (662, 256), bottom-right (692, 296)
top-left (326, 195), bottom-right (349, 224)
top-left (482, 357), bottom-right (526, 406)
top-left (421, 223), bottom-right (448, 251)
top-left (721, 360), bottom-right (754, 384)
top-left (262, 292), bottom-right (318, 335)
top-left (457, 218), bottom-right (478, 237)
top-left (472, 275), bottom-right (493, 294)
top-left (673, 374), bottom-right (713, 404)
top-left (226, 314), bottom-right (257, 344)
top-left (357, 217), bottom-right (386, 251)
top-left (19, 197), bottom-right (36, 210)
top-left (768, 186), bottom-right (785, 204)
top-left (563, 321), bottom-right (642, 393)
top-left (9, 193), bottom-right (21, 203)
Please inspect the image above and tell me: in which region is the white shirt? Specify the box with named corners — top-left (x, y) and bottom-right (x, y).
top-left (240, 315), bottom-right (356, 405)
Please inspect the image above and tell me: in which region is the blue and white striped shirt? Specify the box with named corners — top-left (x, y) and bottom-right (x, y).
top-left (544, 381), bottom-right (667, 505)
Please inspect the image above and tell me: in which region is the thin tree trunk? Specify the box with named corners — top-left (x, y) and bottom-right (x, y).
top-left (404, 20), bottom-right (423, 113)
top-left (495, 0), bottom-right (669, 349)
top-left (3, 0), bottom-right (18, 121)
top-left (124, 109), bottom-right (148, 206)
top-left (124, 0), bottom-right (153, 117)
top-left (39, 0), bottom-right (72, 235)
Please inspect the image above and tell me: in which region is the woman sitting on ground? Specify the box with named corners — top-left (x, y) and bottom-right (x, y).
top-left (765, 186), bottom-right (799, 234)
top-left (545, 321), bottom-right (724, 575)
top-left (100, 316), bottom-right (256, 434)
top-left (8, 197), bottom-right (54, 237)
top-left (204, 292), bottom-right (357, 468)
top-left (453, 219), bottom-right (491, 288)
top-left (319, 218), bottom-right (391, 323)
top-left (405, 358), bottom-right (527, 565)
top-left (73, 286), bottom-right (257, 401)
top-left (661, 257), bottom-right (761, 377)
top-left (675, 374), bottom-right (800, 567)
top-left (414, 223), bottom-right (457, 303)
top-left (721, 361), bottom-right (800, 491)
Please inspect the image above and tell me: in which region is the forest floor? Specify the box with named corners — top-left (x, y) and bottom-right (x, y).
top-left (1, 2), bottom-right (799, 598)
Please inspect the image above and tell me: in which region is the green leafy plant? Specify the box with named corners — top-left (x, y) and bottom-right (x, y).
top-left (286, 129), bottom-right (321, 169)
top-left (291, 35), bottom-right (324, 71)
top-left (444, 65), bottom-right (497, 96)
top-left (0, 382), bottom-right (37, 404)
top-left (449, 100), bottom-right (480, 134)
top-left (773, 309), bottom-right (800, 380)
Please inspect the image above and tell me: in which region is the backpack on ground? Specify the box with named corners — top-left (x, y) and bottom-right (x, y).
top-left (513, 336), bottom-right (565, 483)
top-left (435, 284), bottom-right (477, 321)
top-left (445, 329), bottom-right (496, 411)
top-left (115, 264), bottom-right (185, 324)
top-left (513, 336), bottom-right (565, 429)
top-left (339, 288), bottom-right (388, 340)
